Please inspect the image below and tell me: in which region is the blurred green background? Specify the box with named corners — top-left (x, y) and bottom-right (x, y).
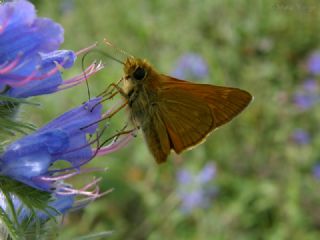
top-left (24, 0), bottom-right (320, 239)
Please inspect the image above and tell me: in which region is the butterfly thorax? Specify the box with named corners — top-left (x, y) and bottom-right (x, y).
top-left (122, 57), bottom-right (160, 128)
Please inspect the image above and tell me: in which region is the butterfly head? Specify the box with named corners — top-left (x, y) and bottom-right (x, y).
top-left (123, 57), bottom-right (152, 83)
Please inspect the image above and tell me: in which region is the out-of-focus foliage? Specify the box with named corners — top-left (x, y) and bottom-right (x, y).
top-left (24, 0), bottom-right (320, 239)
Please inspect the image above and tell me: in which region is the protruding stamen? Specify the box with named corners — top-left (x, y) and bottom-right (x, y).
top-left (75, 42), bottom-right (98, 56)
top-left (59, 61), bottom-right (104, 90)
top-left (44, 167), bottom-right (107, 179)
top-left (56, 177), bottom-right (103, 197)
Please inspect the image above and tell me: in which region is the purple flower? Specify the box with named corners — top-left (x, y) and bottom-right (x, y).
top-left (307, 52), bottom-right (320, 75)
top-left (293, 93), bottom-right (316, 110)
top-left (171, 53), bottom-right (209, 80)
top-left (176, 162), bottom-right (217, 213)
top-left (179, 190), bottom-right (206, 212)
top-left (0, 0), bottom-right (102, 98)
top-left (197, 163), bottom-right (216, 184)
top-left (303, 79), bottom-right (317, 93)
top-left (0, 98), bottom-right (103, 192)
top-left (292, 129), bottom-right (310, 145)
top-left (177, 169), bottom-right (193, 185)
top-left (293, 79), bottom-right (320, 110)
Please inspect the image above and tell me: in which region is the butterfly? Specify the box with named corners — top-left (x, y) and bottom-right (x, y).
top-left (114, 57), bottom-right (252, 163)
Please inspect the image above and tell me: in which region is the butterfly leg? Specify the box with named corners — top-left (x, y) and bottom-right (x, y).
top-left (97, 78), bottom-right (123, 98)
top-left (103, 100), bottom-right (128, 118)
top-left (90, 80), bottom-right (126, 112)
top-left (81, 100), bottom-right (129, 131)
top-left (98, 127), bottom-right (136, 149)
top-left (113, 122), bottom-right (138, 142)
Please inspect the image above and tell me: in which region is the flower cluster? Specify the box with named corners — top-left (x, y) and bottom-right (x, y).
top-left (0, 0), bottom-right (102, 98)
top-left (0, 96), bottom-right (133, 229)
top-left (1, 98), bottom-right (102, 192)
top-left (0, 0), bottom-right (131, 236)
top-left (176, 163), bottom-right (217, 213)
top-left (293, 51), bottom-right (320, 110)
top-left (291, 51), bottom-right (320, 179)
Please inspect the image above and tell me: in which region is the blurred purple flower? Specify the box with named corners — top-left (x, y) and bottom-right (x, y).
top-left (293, 79), bottom-right (320, 110)
top-left (179, 190), bottom-right (206, 212)
top-left (0, 0), bottom-right (103, 98)
top-left (176, 162), bottom-right (217, 213)
top-left (171, 53), bottom-right (209, 80)
top-left (307, 52), bottom-right (320, 75)
top-left (293, 93), bottom-right (316, 110)
top-left (303, 79), bottom-right (317, 92)
top-left (313, 164), bottom-right (320, 179)
top-left (292, 129), bottom-right (310, 145)
top-left (197, 163), bottom-right (216, 184)
top-left (177, 169), bottom-right (193, 185)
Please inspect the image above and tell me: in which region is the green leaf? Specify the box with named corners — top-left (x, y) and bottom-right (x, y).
top-left (0, 207), bottom-right (20, 240)
top-left (0, 95), bottom-right (38, 140)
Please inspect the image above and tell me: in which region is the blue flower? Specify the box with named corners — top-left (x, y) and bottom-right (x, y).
top-left (0, 0), bottom-right (102, 98)
top-left (171, 53), bottom-right (209, 80)
top-left (5, 50), bottom-right (76, 98)
top-left (0, 98), bottom-right (102, 192)
top-left (307, 52), bottom-right (320, 75)
top-left (0, 0), bottom-right (64, 87)
top-left (176, 163), bottom-right (217, 213)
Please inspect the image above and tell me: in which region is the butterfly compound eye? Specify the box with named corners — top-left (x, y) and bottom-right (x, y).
top-left (133, 67), bottom-right (146, 80)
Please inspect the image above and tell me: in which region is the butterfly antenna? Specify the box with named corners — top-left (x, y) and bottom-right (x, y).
top-left (81, 45), bottom-right (125, 100)
top-left (81, 51), bottom-right (92, 100)
top-left (104, 38), bottom-right (134, 59)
